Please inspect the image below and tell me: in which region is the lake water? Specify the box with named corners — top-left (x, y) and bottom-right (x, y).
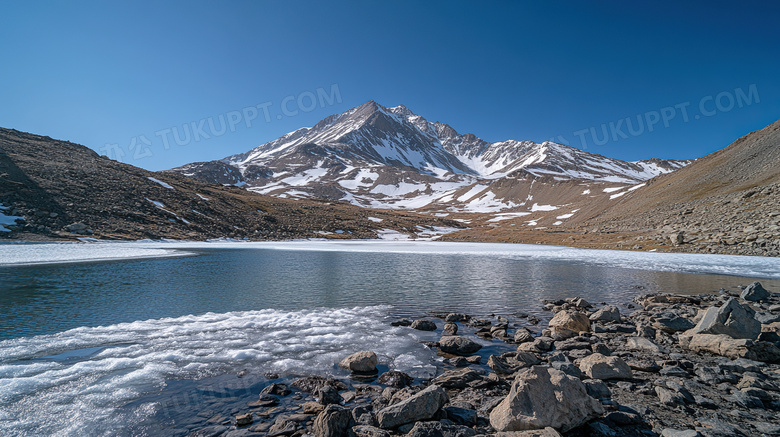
top-left (1, 240), bottom-right (779, 435)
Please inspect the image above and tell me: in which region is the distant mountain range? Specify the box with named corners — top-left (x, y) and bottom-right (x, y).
top-left (170, 101), bottom-right (690, 212)
top-left (3, 103), bottom-right (777, 256)
top-left (0, 127), bottom-right (459, 241)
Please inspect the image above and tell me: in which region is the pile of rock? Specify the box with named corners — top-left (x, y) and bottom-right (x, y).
top-left (191, 283), bottom-right (780, 437)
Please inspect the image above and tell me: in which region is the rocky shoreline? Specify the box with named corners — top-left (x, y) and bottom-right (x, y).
top-left (188, 283), bottom-right (780, 437)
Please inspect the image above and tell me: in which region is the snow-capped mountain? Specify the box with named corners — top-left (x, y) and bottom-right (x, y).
top-left (171, 101), bottom-right (690, 212)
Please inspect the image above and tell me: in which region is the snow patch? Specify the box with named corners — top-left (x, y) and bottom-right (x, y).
top-left (147, 177), bottom-right (174, 190)
top-left (530, 203), bottom-right (559, 212)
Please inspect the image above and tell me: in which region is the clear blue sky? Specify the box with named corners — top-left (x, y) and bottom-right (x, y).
top-left (2, 1), bottom-right (779, 171)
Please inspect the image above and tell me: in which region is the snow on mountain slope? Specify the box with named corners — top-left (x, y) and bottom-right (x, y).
top-left (171, 101), bottom-right (690, 212)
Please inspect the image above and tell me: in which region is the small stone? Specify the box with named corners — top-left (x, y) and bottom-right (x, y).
top-left (411, 319), bottom-right (437, 331)
top-left (514, 327), bottom-right (534, 343)
top-left (391, 319), bottom-right (412, 327)
top-left (443, 322), bottom-right (458, 335)
top-left (377, 370), bottom-right (413, 388)
top-left (235, 412), bottom-right (253, 426)
top-left (303, 401), bottom-right (325, 414)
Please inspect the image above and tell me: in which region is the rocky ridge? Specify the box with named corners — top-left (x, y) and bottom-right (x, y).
top-left (0, 127), bottom-right (460, 241)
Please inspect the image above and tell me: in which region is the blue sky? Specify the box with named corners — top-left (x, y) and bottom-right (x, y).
top-left (1, 1), bottom-right (779, 171)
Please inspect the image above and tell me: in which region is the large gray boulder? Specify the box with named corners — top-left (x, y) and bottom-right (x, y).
top-left (438, 336), bottom-right (482, 355)
top-left (489, 366), bottom-right (603, 432)
top-left (578, 353), bottom-right (633, 380)
top-left (339, 351), bottom-right (378, 374)
top-left (376, 384), bottom-right (448, 429)
top-left (689, 298), bottom-right (761, 339)
top-left (741, 282), bottom-right (770, 302)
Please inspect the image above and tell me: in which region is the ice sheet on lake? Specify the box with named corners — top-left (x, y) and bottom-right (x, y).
top-left (0, 306), bottom-right (439, 436)
top-left (137, 240), bottom-right (780, 280)
top-left (0, 242), bottom-right (189, 266)
top-left (3, 240), bottom-right (780, 279)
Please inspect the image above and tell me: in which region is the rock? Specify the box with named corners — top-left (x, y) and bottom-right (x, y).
top-left (653, 315), bottom-right (695, 333)
top-left (188, 425), bottom-right (229, 437)
top-left (489, 366), bottom-right (604, 432)
top-left (291, 376), bottom-right (347, 393)
top-left (578, 353), bottom-right (633, 380)
top-left (660, 429), bottom-right (701, 437)
top-left (584, 380), bottom-right (611, 399)
top-left (730, 390), bottom-right (764, 409)
top-left (680, 333), bottom-right (780, 362)
top-left (65, 222), bottom-right (88, 232)
top-left (514, 351), bottom-right (542, 367)
top-left (517, 336), bottom-right (554, 353)
top-left (625, 337), bottom-right (667, 353)
top-left (445, 313), bottom-right (469, 322)
top-left (267, 418), bottom-right (298, 436)
top-left (495, 428), bottom-right (562, 437)
top-left (339, 351), bottom-right (378, 374)
top-left (655, 387), bottom-right (686, 406)
top-left (391, 319), bottom-right (412, 327)
top-left (303, 401), bottom-right (326, 414)
top-left (669, 231), bottom-right (685, 246)
top-left (316, 385), bottom-right (342, 405)
top-left (377, 370), bottom-right (413, 388)
top-left (688, 297), bottom-right (761, 339)
top-left (313, 404), bottom-right (351, 437)
top-left (443, 322), bottom-right (458, 335)
top-left (411, 320), bottom-right (437, 331)
top-left (433, 368), bottom-right (482, 389)
top-left (349, 425), bottom-right (391, 437)
top-left (443, 405), bottom-right (477, 426)
top-left (465, 355), bottom-right (481, 364)
top-left (591, 343), bottom-right (612, 355)
top-left (551, 362), bottom-right (582, 379)
top-left (438, 336), bottom-right (482, 355)
top-left (405, 421), bottom-right (476, 437)
top-left (235, 413), bottom-right (253, 426)
top-left (375, 384), bottom-right (449, 429)
top-left (589, 305), bottom-right (621, 323)
top-left (741, 281), bottom-right (770, 301)
top-left (261, 383), bottom-right (291, 396)
top-left (514, 327), bottom-right (534, 343)
top-left (548, 311), bottom-right (590, 339)
top-left (488, 355), bottom-right (521, 375)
